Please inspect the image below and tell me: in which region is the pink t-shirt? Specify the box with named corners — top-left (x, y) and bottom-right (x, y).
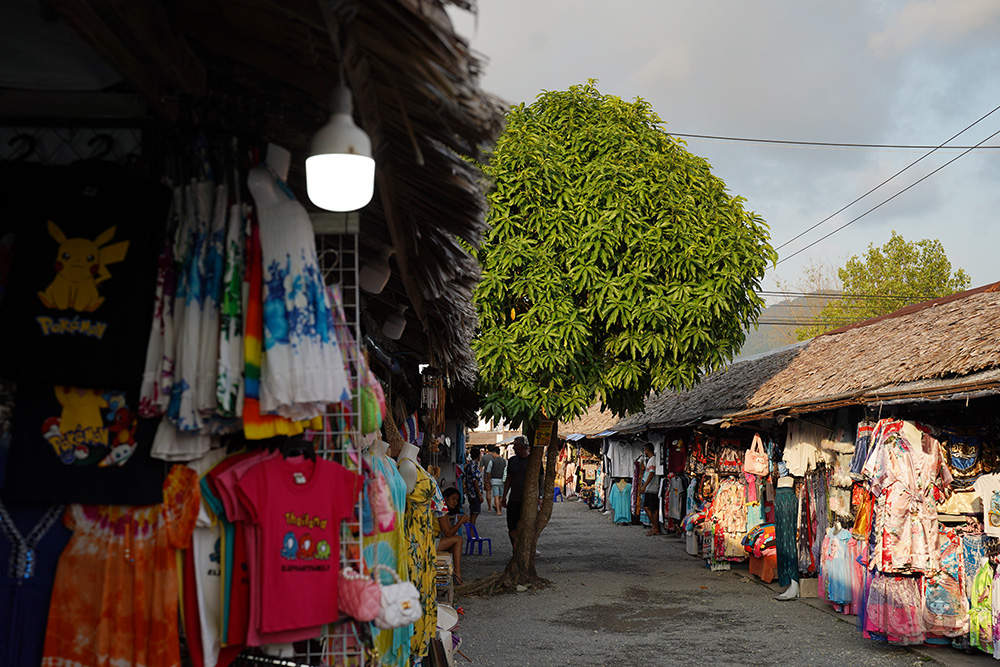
top-left (214, 451), bottom-right (322, 645)
top-left (236, 455), bottom-right (360, 633)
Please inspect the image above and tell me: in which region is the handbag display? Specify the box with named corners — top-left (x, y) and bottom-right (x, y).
top-left (371, 473), bottom-right (397, 534)
top-left (743, 434), bottom-right (769, 477)
top-left (338, 566), bottom-right (382, 622)
top-left (372, 564), bottom-right (422, 630)
top-left (717, 438), bottom-right (743, 475)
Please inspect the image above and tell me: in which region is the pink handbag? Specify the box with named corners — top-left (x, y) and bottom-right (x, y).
top-left (743, 434), bottom-right (769, 477)
top-left (371, 474), bottom-right (396, 533)
top-left (339, 566), bottom-right (382, 622)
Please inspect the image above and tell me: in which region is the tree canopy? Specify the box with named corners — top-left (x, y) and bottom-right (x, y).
top-left (473, 81), bottom-right (776, 427)
top-left (795, 231), bottom-right (971, 340)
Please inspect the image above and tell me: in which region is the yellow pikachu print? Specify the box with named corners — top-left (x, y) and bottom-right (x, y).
top-left (37, 221), bottom-right (129, 312)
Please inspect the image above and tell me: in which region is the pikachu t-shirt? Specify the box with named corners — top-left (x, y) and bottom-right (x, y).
top-left (0, 162), bottom-right (169, 387)
top-left (3, 382), bottom-right (165, 505)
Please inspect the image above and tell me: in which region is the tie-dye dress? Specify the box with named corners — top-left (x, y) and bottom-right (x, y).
top-left (42, 465), bottom-right (199, 667)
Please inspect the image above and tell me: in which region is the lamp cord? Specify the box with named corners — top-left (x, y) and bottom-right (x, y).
top-left (265, 164), bottom-right (296, 201)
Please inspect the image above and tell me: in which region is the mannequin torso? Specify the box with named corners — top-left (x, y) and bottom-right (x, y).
top-left (397, 442), bottom-right (419, 495)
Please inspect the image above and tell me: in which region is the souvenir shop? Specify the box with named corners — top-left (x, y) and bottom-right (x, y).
top-left (665, 395), bottom-right (1000, 654)
top-left (555, 437), bottom-right (602, 503)
top-left (0, 2), bottom-right (498, 666)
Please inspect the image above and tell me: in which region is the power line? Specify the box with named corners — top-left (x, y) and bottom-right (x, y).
top-left (773, 102), bottom-right (1000, 252)
top-left (756, 290), bottom-right (940, 301)
top-left (776, 123), bottom-right (1000, 266)
top-left (756, 321), bottom-right (854, 326)
top-left (667, 132), bottom-right (1000, 150)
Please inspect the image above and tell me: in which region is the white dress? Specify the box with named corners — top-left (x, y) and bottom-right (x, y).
top-left (215, 203), bottom-right (246, 418)
top-left (169, 181), bottom-right (214, 432)
top-left (254, 184), bottom-right (350, 420)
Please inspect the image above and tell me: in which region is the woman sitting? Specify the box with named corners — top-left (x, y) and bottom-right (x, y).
top-left (436, 487), bottom-right (467, 584)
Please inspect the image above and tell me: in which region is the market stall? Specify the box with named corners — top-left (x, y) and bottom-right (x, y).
top-left (0, 2), bottom-right (500, 666)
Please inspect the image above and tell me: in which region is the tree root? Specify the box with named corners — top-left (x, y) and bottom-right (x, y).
top-left (455, 571), bottom-right (554, 597)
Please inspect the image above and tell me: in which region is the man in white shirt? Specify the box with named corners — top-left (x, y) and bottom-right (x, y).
top-left (641, 443), bottom-right (661, 535)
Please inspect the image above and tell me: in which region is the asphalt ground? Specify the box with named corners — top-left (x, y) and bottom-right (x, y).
top-left (453, 498), bottom-right (987, 667)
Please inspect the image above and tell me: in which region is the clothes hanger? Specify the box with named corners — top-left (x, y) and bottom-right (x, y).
top-left (86, 133), bottom-right (115, 161)
top-left (281, 437), bottom-right (317, 462)
top-left (6, 134), bottom-right (36, 162)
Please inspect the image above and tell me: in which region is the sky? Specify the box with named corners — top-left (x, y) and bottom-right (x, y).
top-left (446, 0), bottom-right (1000, 298)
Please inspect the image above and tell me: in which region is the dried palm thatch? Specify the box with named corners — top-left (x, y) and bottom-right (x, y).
top-left (46, 0), bottom-right (505, 388)
top-left (612, 344), bottom-right (805, 433)
top-left (737, 283), bottom-right (1000, 418)
top-left (559, 403), bottom-right (620, 438)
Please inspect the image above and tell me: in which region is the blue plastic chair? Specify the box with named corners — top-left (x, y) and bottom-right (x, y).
top-left (463, 523), bottom-right (492, 556)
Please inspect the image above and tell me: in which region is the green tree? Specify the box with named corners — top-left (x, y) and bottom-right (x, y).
top-left (469, 82), bottom-right (775, 591)
top-left (795, 231), bottom-right (971, 340)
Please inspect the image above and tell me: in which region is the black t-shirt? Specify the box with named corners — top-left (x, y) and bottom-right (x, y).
top-left (2, 382), bottom-right (165, 504)
top-left (507, 455), bottom-right (529, 501)
top-left (0, 162), bottom-right (169, 387)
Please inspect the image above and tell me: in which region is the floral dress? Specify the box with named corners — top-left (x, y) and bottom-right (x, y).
top-left (863, 420), bottom-right (953, 574)
top-left (255, 183), bottom-right (350, 422)
top-left (923, 524), bottom-right (968, 637)
top-left (215, 203), bottom-right (246, 418)
top-left (363, 452), bottom-right (413, 667)
top-left (42, 465), bottom-right (199, 667)
top-left (404, 465), bottom-right (443, 659)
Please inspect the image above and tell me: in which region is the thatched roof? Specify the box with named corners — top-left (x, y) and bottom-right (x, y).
top-left (467, 430), bottom-right (521, 446)
top-left (612, 343), bottom-right (805, 433)
top-left (732, 282), bottom-right (1000, 420)
top-left (560, 403), bottom-right (620, 438)
top-left (36, 0), bottom-right (504, 386)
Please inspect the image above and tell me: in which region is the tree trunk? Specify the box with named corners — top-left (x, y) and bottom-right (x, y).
top-left (500, 421), bottom-right (560, 587)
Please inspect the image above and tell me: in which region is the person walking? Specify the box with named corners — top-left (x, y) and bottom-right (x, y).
top-left (641, 442), bottom-right (661, 535)
top-left (464, 447), bottom-right (485, 526)
top-left (502, 437), bottom-right (530, 549)
top-left (489, 445), bottom-right (507, 516)
top-left (480, 446), bottom-right (494, 511)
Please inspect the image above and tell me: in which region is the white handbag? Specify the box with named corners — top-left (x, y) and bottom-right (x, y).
top-left (372, 564), bottom-right (423, 630)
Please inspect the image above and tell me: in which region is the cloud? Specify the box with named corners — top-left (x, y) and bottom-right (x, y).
top-left (446, 0), bottom-right (1000, 291)
top-left (869, 0), bottom-right (1000, 56)
top-left (632, 44), bottom-right (692, 88)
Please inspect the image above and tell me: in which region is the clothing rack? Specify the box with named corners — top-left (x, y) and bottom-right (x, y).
top-left (292, 232), bottom-right (366, 665)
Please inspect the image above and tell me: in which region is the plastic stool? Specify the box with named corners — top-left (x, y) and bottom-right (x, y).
top-left (463, 523), bottom-right (492, 555)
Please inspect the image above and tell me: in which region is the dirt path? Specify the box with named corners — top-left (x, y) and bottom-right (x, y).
top-left (454, 499), bottom-right (925, 667)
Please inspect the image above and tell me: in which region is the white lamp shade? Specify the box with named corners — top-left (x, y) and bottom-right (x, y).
top-left (359, 252), bottom-right (391, 294)
top-left (307, 86), bottom-right (375, 212)
top-left (382, 308), bottom-right (407, 340)
top-left (306, 152), bottom-right (375, 212)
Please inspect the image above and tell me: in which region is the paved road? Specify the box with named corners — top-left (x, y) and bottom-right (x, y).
top-left (455, 499), bottom-right (933, 667)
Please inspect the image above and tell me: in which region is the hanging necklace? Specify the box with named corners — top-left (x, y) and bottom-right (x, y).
top-left (0, 500), bottom-right (64, 580)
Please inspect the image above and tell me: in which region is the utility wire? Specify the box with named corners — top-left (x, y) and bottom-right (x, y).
top-left (756, 290), bottom-right (938, 300)
top-left (667, 132), bottom-right (1000, 150)
top-left (773, 102), bottom-right (1000, 252)
top-left (776, 124), bottom-right (1000, 266)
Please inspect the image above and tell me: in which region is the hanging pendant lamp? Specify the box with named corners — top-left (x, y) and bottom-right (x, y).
top-left (306, 83), bottom-right (375, 212)
top-left (382, 304), bottom-right (408, 340)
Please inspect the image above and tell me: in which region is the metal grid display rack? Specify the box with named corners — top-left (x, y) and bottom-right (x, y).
top-left (233, 231), bottom-right (367, 667)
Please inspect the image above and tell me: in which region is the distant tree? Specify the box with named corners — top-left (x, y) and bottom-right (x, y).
top-left (470, 81), bottom-right (775, 592)
top-left (795, 231), bottom-right (971, 340)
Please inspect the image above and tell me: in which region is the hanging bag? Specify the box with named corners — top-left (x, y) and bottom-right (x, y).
top-left (717, 438), bottom-right (743, 475)
top-left (743, 434), bottom-right (769, 477)
top-left (371, 473), bottom-right (396, 534)
top-left (372, 564), bottom-right (422, 629)
top-left (338, 566), bottom-right (382, 622)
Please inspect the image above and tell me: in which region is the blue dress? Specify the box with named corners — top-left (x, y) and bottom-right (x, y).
top-left (610, 482), bottom-right (632, 524)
